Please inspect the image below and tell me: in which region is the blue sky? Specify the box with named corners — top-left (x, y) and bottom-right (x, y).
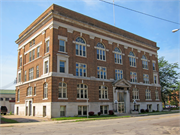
top-left (0, 0), bottom-right (179, 89)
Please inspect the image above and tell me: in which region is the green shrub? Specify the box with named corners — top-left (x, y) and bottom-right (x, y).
top-left (10, 111), bottom-right (12, 115)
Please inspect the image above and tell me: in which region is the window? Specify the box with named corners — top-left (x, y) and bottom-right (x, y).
top-left (32, 39), bottom-right (35, 45)
top-left (46, 40), bottom-right (49, 53)
top-left (78, 106), bottom-right (87, 116)
top-left (29, 52), bottom-right (32, 61)
top-left (45, 61), bottom-right (48, 74)
top-left (0, 98), bottom-right (3, 101)
top-left (36, 65), bottom-right (39, 78)
top-left (43, 83), bottom-right (48, 99)
top-left (34, 87), bottom-right (36, 95)
top-left (24, 71), bottom-right (27, 81)
top-left (129, 51), bottom-right (136, 67)
top-left (18, 72), bottom-right (21, 82)
top-left (77, 84), bottom-right (88, 99)
top-left (17, 90), bottom-right (20, 101)
top-left (115, 69), bottom-right (123, 80)
top-left (142, 55), bottom-right (148, 69)
top-left (37, 47), bottom-right (40, 57)
top-left (29, 41), bottom-right (32, 47)
top-left (59, 40), bottom-right (65, 52)
top-left (130, 72), bottom-right (137, 82)
top-left (100, 106), bottom-right (108, 114)
top-left (143, 74), bottom-right (149, 84)
top-left (155, 90), bottom-right (159, 100)
top-left (99, 85), bottom-right (108, 99)
top-left (97, 43), bottom-right (106, 61)
top-left (11, 98), bottom-right (15, 100)
top-left (60, 106), bottom-right (66, 116)
top-left (32, 49), bottom-right (35, 60)
top-left (97, 66), bottom-right (107, 79)
top-left (154, 75), bottom-right (158, 84)
top-left (114, 47), bottom-right (122, 64)
top-left (153, 62), bottom-right (156, 71)
top-left (76, 63), bottom-right (87, 77)
top-left (27, 87), bottom-right (32, 96)
top-left (58, 82), bottom-right (67, 98)
top-left (132, 88), bottom-right (139, 100)
top-left (59, 61), bottom-right (65, 73)
top-left (29, 68), bottom-right (34, 80)
top-left (5, 98), bottom-right (9, 101)
top-left (20, 57), bottom-right (22, 67)
top-left (146, 89), bottom-right (151, 99)
top-left (75, 37), bottom-right (86, 57)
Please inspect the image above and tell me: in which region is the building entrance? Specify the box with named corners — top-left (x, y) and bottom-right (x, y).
top-left (118, 92), bottom-right (125, 113)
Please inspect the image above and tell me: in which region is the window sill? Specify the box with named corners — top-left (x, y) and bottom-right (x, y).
top-left (45, 52), bottom-right (50, 55)
top-left (43, 98), bottom-right (48, 100)
top-left (58, 98), bottom-right (68, 100)
top-left (132, 99), bottom-right (140, 101)
top-left (146, 99), bottom-right (152, 101)
top-left (99, 99), bottom-right (109, 100)
top-left (77, 98), bottom-right (88, 100)
top-left (143, 68), bottom-right (149, 70)
top-left (34, 95), bottom-right (36, 96)
top-left (26, 95), bottom-right (32, 97)
top-left (58, 51), bottom-right (67, 54)
top-left (155, 99), bottom-right (159, 101)
top-left (115, 62), bottom-right (123, 65)
top-left (76, 55), bottom-right (87, 58)
top-left (130, 66), bottom-right (137, 68)
top-left (97, 59), bottom-right (106, 62)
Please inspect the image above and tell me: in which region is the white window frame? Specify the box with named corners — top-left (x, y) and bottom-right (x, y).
top-left (97, 66), bottom-right (107, 79)
top-left (128, 52), bottom-right (136, 67)
top-left (58, 82), bottom-right (67, 99)
top-left (43, 56), bottom-right (49, 74)
top-left (17, 90), bottom-right (20, 102)
top-left (36, 65), bottom-right (39, 78)
top-left (143, 74), bottom-right (149, 84)
top-left (29, 68), bottom-right (34, 80)
top-left (19, 56), bottom-right (22, 67)
top-left (113, 47), bottom-right (122, 64)
top-left (96, 43), bottom-right (106, 61)
top-left (145, 89), bottom-right (151, 100)
top-left (34, 87), bottom-right (36, 96)
top-left (27, 87), bottom-right (32, 96)
top-left (152, 61), bottom-right (156, 71)
top-left (76, 63), bottom-right (87, 77)
top-left (32, 49), bottom-right (35, 60)
top-left (37, 46), bottom-right (40, 58)
top-left (45, 37), bottom-right (50, 53)
top-left (75, 37), bottom-right (86, 57)
top-left (24, 71), bottom-right (27, 82)
top-left (130, 72), bottom-right (137, 82)
top-left (100, 105), bottom-right (108, 114)
top-left (99, 85), bottom-right (108, 99)
top-left (43, 83), bottom-right (48, 99)
top-left (57, 53), bottom-right (69, 74)
top-left (142, 55), bottom-right (148, 69)
top-left (77, 84), bottom-right (88, 99)
top-left (153, 74), bottom-right (158, 84)
top-left (18, 70), bottom-right (21, 83)
top-left (155, 90), bottom-right (159, 100)
top-left (132, 88), bottom-right (139, 100)
top-left (115, 69), bottom-right (123, 80)
top-left (78, 106), bottom-right (87, 116)
top-left (58, 35), bottom-right (67, 53)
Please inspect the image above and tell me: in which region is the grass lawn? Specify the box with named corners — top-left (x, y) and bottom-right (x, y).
top-left (1, 118), bottom-right (19, 123)
top-left (52, 115), bottom-right (131, 121)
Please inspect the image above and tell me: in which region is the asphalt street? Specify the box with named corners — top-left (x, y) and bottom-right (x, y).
top-left (1, 113), bottom-right (180, 135)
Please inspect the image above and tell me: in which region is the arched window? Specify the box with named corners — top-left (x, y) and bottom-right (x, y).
top-left (114, 47), bottom-right (122, 64)
top-left (43, 83), bottom-right (48, 99)
top-left (59, 82), bottom-right (67, 98)
top-left (77, 84), bottom-right (88, 99)
top-left (132, 88), bottom-right (139, 100)
top-left (75, 37), bottom-right (86, 57)
top-left (27, 87), bottom-right (32, 96)
top-left (99, 85), bottom-right (108, 99)
top-left (97, 43), bottom-right (106, 61)
top-left (142, 55), bottom-right (148, 69)
top-left (155, 90), bottom-right (159, 100)
top-left (145, 89), bottom-right (151, 99)
top-left (17, 89), bottom-right (20, 101)
top-left (129, 51), bottom-right (136, 67)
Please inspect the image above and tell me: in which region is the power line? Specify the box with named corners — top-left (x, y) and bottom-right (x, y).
top-left (99, 0), bottom-right (180, 25)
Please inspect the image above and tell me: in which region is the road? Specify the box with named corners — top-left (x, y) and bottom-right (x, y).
top-left (1, 113), bottom-right (180, 135)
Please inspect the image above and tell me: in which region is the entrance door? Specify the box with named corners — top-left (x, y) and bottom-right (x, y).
top-left (118, 92), bottom-right (125, 113)
top-left (29, 101), bottom-right (32, 116)
top-left (157, 104), bottom-right (159, 111)
top-left (43, 106), bottom-right (46, 117)
top-left (33, 106), bottom-right (35, 116)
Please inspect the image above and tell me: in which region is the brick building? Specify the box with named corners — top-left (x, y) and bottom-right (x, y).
top-left (15, 4), bottom-right (162, 118)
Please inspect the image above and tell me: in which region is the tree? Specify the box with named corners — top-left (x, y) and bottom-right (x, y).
top-left (158, 57), bottom-right (179, 107)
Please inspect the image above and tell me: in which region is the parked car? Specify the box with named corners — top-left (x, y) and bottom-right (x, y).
top-left (0, 106), bottom-right (8, 115)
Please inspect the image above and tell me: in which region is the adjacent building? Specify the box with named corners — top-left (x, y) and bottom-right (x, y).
top-left (15, 4), bottom-right (162, 118)
top-left (0, 89), bottom-right (15, 113)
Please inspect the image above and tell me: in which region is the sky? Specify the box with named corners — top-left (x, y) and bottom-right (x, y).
top-left (0, 0), bottom-right (179, 89)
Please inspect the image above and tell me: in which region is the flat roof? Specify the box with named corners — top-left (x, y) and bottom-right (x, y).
top-left (0, 89), bottom-right (16, 94)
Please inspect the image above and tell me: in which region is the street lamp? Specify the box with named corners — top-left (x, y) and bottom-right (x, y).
top-left (172, 29), bottom-right (180, 33)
